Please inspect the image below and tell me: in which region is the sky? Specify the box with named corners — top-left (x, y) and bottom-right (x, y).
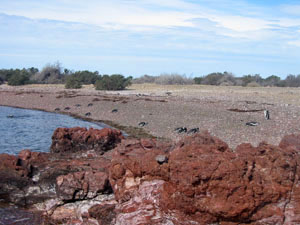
top-left (0, 0), bottom-right (300, 78)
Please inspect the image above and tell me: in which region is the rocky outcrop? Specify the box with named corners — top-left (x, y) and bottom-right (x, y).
top-left (2, 129), bottom-right (300, 225)
top-left (50, 127), bottom-right (124, 154)
top-left (109, 132), bottom-right (300, 225)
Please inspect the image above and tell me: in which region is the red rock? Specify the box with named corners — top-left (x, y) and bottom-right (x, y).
top-left (109, 132), bottom-right (300, 225)
top-left (89, 203), bottom-right (116, 225)
top-left (51, 127), bottom-right (124, 154)
top-left (3, 129), bottom-right (300, 225)
top-left (279, 133), bottom-right (300, 151)
top-left (56, 171), bottom-right (110, 201)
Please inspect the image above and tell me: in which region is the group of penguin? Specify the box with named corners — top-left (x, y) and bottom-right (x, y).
top-left (54, 103), bottom-right (119, 117)
top-left (53, 103), bottom-right (271, 131)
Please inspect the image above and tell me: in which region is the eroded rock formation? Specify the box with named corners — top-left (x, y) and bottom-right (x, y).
top-left (51, 127), bottom-right (124, 154)
top-left (1, 128), bottom-right (300, 224)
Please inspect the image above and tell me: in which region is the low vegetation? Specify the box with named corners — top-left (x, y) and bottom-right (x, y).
top-left (1, 63), bottom-right (300, 88)
top-left (133, 72), bottom-right (300, 87)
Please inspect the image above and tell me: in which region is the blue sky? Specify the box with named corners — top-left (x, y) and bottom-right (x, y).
top-left (0, 0), bottom-right (300, 78)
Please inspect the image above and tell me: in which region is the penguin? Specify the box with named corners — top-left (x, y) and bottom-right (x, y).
top-left (264, 110), bottom-right (270, 120)
top-left (75, 104), bottom-right (81, 107)
top-left (88, 103), bottom-right (93, 107)
top-left (64, 107), bottom-right (71, 110)
top-left (187, 128), bottom-right (199, 134)
top-left (174, 127), bottom-right (187, 133)
top-left (7, 115), bottom-right (14, 118)
top-left (138, 122), bottom-right (148, 127)
top-left (85, 112), bottom-right (91, 116)
top-left (246, 122), bottom-right (259, 126)
top-left (111, 109), bottom-right (118, 113)
top-left (54, 108), bottom-right (60, 111)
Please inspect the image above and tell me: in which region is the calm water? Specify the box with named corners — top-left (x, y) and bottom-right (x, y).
top-left (0, 106), bottom-right (105, 155)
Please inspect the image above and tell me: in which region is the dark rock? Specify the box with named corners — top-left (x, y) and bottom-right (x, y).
top-left (89, 204), bottom-right (116, 225)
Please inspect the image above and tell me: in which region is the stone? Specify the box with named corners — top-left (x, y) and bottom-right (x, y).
top-left (50, 127), bottom-right (124, 154)
top-left (56, 171), bottom-right (111, 201)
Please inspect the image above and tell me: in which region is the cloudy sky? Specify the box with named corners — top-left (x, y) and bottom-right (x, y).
top-left (0, 0), bottom-right (300, 78)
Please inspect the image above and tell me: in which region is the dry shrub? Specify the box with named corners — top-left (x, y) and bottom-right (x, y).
top-left (154, 73), bottom-right (194, 85)
top-left (132, 75), bottom-right (156, 84)
top-left (246, 81), bottom-right (261, 87)
top-left (31, 62), bottom-right (64, 84)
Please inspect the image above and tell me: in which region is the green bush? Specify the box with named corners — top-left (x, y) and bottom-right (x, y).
top-left (72, 71), bottom-right (101, 84)
top-left (65, 76), bottom-right (82, 89)
top-left (94, 74), bottom-right (132, 90)
top-left (7, 72), bottom-right (30, 86)
top-left (194, 77), bottom-right (203, 84)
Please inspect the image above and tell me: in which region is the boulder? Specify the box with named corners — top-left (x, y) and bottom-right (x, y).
top-left (56, 171), bottom-right (111, 201)
top-left (50, 127), bottom-right (124, 154)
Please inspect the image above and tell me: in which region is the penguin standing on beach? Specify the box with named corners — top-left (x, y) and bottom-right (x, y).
top-left (264, 110), bottom-right (270, 120)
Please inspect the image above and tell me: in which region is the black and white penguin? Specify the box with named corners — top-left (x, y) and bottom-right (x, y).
top-left (111, 109), bottom-right (118, 113)
top-left (138, 122), bottom-right (148, 127)
top-left (246, 121), bottom-right (259, 126)
top-left (64, 107), bottom-right (71, 110)
top-left (264, 110), bottom-right (270, 120)
top-left (87, 103), bottom-right (93, 107)
top-left (187, 128), bottom-right (199, 134)
top-left (75, 104), bottom-right (81, 107)
top-left (54, 108), bottom-right (60, 111)
top-left (85, 112), bottom-right (91, 116)
top-left (174, 127), bottom-right (187, 133)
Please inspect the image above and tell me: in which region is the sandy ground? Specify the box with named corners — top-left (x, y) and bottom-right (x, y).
top-left (1, 83), bottom-right (300, 149)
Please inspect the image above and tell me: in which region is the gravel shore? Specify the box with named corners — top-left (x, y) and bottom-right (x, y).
top-left (1, 83), bottom-right (300, 148)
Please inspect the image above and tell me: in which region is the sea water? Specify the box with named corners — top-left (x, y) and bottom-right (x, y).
top-left (0, 106), bottom-right (105, 154)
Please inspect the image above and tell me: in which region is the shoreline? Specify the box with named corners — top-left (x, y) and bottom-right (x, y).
top-left (1, 84), bottom-right (300, 148)
top-left (0, 104), bottom-right (155, 140)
